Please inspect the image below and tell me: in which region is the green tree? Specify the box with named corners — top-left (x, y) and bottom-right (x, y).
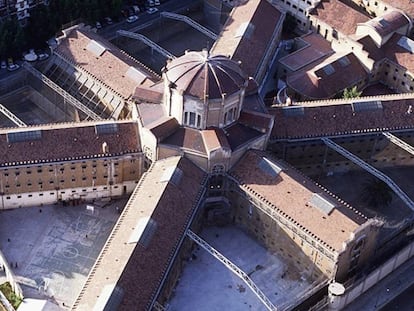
top-left (360, 178), bottom-right (393, 208)
top-left (343, 86), bottom-right (362, 99)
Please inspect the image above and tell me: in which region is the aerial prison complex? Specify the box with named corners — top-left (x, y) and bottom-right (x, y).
top-left (0, 0), bottom-right (414, 310)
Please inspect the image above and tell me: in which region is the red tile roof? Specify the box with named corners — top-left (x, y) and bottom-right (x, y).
top-left (0, 121), bottom-right (140, 166)
top-left (161, 127), bottom-right (207, 154)
top-left (310, 0), bottom-right (370, 35)
top-left (363, 10), bottom-right (410, 37)
top-left (148, 117), bottom-right (180, 142)
top-left (269, 96), bottom-right (414, 140)
top-left (229, 150), bottom-right (366, 251)
top-left (55, 26), bottom-right (159, 100)
top-left (381, 1), bottom-right (414, 20)
top-left (201, 128), bottom-right (231, 153)
top-left (73, 156), bottom-right (207, 311)
top-left (358, 33), bottom-right (414, 74)
top-left (211, 0), bottom-right (283, 78)
top-left (164, 51), bottom-right (247, 100)
top-left (287, 53), bottom-right (368, 99)
top-left (238, 110), bottom-right (274, 134)
top-left (279, 33), bottom-right (334, 72)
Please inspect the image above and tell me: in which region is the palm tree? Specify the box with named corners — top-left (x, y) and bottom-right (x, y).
top-left (360, 177), bottom-right (393, 208)
top-left (343, 86), bottom-right (362, 99)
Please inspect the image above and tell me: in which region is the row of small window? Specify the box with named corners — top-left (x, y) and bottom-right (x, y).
top-left (4, 186), bottom-right (119, 200)
top-left (4, 175), bottom-right (119, 187)
top-left (1, 160), bottom-right (128, 177)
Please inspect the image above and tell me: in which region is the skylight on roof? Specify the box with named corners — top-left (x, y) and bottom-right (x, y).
top-left (322, 64), bottom-right (335, 75)
top-left (235, 22), bottom-right (255, 39)
top-left (397, 36), bottom-right (414, 54)
top-left (128, 216), bottom-right (158, 248)
top-left (258, 157), bottom-right (283, 178)
top-left (309, 193), bottom-right (336, 215)
top-left (126, 66), bottom-right (147, 84)
top-left (282, 106), bottom-right (305, 117)
top-left (352, 101), bottom-right (383, 112)
top-left (7, 130), bottom-right (42, 143)
top-left (95, 123), bottom-right (119, 135)
top-left (93, 284), bottom-right (124, 311)
top-left (86, 39), bottom-right (107, 57)
top-left (160, 166), bottom-right (183, 185)
top-left (378, 18), bottom-right (389, 28)
top-left (338, 56), bottom-right (351, 67)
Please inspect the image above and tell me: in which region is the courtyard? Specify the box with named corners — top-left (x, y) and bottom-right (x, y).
top-left (0, 200), bottom-right (124, 308)
top-left (168, 226), bottom-right (321, 311)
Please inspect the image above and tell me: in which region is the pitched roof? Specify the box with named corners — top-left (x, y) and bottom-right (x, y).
top-left (229, 150), bottom-right (367, 252)
top-left (309, 0), bottom-right (370, 35)
top-left (0, 121), bottom-right (140, 167)
top-left (224, 122), bottom-right (264, 151)
top-left (161, 127), bottom-right (207, 154)
top-left (148, 117), bottom-right (180, 142)
top-left (164, 51), bottom-right (247, 100)
top-left (358, 33), bottom-right (414, 73)
top-left (211, 0), bottom-right (283, 78)
top-left (278, 33), bottom-right (334, 72)
top-left (55, 26), bottom-right (159, 100)
top-left (380, 0), bottom-right (414, 20)
top-left (72, 156), bottom-right (206, 311)
top-left (363, 10), bottom-right (410, 38)
top-left (269, 96), bottom-right (414, 140)
top-left (287, 53), bottom-right (368, 99)
top-left (201, 128), bottom-right (231, 153)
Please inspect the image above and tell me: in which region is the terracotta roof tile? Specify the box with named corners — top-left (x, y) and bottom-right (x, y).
top-left (363, 10), bottom-right (410, 37)
top-left (161, 127), bottom-right (207, 154)
top-left (358, 33), bottom-right (414, 73)
top-left (136, 103), bottom-right (167, 127)
top-left (279, 33), bottom-right (334, 72)
top-left (73, 156), bottom-right (206, 311)
top-left (287, 53), bottom-right (368, 99)
top-left (0, 121), bottom-right (140, 166)
top-left (201, 128), bottom-right (231, 153)
top-left (211, 0), bottom-right (283, 78)
top-left (269, 96), bottom-right (414, 140)
top-left (238, 110), bottom-right (274, 134)
top-left (310, 0), bottom-right (370, 35)
top-left (55, 27), bottom-right (159, 100)
top-left (381, 0), bottom-right (414, 19)
top-left (148, 117), bottom-right (180, 142)
top-left (224, 122), bottom-right (264, 150)
top-left (230, 150), bottom-right (366, 251)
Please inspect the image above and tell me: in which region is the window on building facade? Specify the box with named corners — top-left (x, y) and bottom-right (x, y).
top-left (184, 111), bottom-right (202, 128)
top-left (224, 107), bottom-right (237, 125)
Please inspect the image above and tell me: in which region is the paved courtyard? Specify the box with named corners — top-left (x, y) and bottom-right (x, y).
top-left (0, 200), bottom-right (124, 308)
top-left (168, 226), bottom-right (319, 311)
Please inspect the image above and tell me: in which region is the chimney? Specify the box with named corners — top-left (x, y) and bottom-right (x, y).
top-left (102, 142), bottom-right (109, 153)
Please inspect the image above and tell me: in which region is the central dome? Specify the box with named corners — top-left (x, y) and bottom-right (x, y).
top-left (164, 50), bottom-right (247, 100)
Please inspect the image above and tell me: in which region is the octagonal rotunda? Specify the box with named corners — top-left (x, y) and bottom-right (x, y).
top-left (163, 50), bottom-right (248, 129)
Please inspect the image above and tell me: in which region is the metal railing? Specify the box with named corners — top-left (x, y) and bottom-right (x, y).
top-left (322, 137), bottom-right (414, 211)
top-left (187, 230), bottom-right (277, 311)
top-left (23, 63), bottom-right (102, 121)
top-left (117, 30), bottom-right (176, 59)
top-left (383, 132), bottom-right (414, 156)
top-left (0, 103), bottom-right (26, 127)
top-left (161, 12), bottom-right (218, 40)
